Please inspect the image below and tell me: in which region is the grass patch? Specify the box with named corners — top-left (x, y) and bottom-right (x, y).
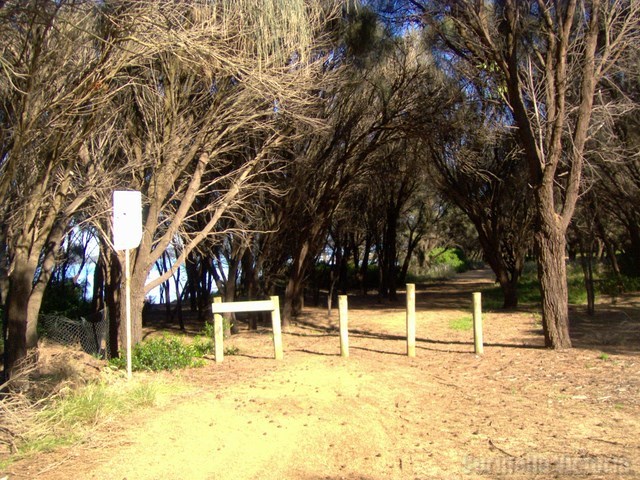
top-left (41, 381), bottom-right (157, 427)
top-left (479, 260), bottom-right (615, 310)
top-left (449, 316), bottom-right (473, 331)
top-left (1, 378), bottom-right (160, 468)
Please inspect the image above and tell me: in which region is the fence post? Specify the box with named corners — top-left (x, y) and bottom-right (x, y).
top-left (472, 292), bottom-right (483, 355)
top-left (406, 284), bottom-right (416, 357)
top-left (338, 295), bottom-right (349, 357)
top-left (270, 295), bottom-right (284, 360)
top-left (213, 297), bottom-right (224, 363)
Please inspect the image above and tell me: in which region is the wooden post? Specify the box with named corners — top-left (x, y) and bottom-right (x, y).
top-left (270, 295), bottom-right (284, 360)
top-left (473, 292), bottom-right (483, 355)
top-left (213, 297), bottom-right (224, 363)
top-left (406, 283), bottom-right (416, 357)
top-left (338, 295), bottom-right (349, 357)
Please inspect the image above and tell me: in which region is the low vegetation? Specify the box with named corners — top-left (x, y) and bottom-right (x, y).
top-left (0, 362), bottom-right (162, 469)
top-left (108, 323), bottom-right (239, 373)
top-left (480, 261), bottom-right (639, 311)
top-left (448, 316), bottom-right (473, 331)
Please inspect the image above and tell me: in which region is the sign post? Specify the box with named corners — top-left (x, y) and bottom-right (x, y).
top-left (113, 191), bottom-right (142, 380)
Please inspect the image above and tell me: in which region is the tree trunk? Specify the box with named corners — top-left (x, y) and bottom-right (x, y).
top-left (185, 254), bottom-right (199, 312)
top-left (118, 251), bottom-right (145, 351)
top-left (594, 212), bottom-right (621, 279)
top-left (283, 271), bottom-right (306, 326)
top-left (119, 284), bottom-right (145, 352)
top-left (497, 270), bottom-right (519, 309)
top-left (226, 255), bottom-right (240, 334)
top-left (4, 236), bottom-right (59, 377)
top-left (338, 244), bottom-right (350, 295)
top-left (580, 238), bottom-right (596, 316)
top-left (382, 205), bottom-right (399, 301)
top-left (4, 253), bottom-right (38, 378)
top-left (534, 219), bottom-right (572, 349)
top-left (626, 221), bottom-right (640, 274)
top-left (283, 237), bottom-right (313, 325)
top-left (359, 235), bottom-right (372, 295)
top-left (91, 248), bottom-right (107, 313)
top-left (105, 250), bottom-right (122, 359)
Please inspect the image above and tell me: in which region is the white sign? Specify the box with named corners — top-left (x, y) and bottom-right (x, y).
top-left (113, 190), bottom-right (142, 251)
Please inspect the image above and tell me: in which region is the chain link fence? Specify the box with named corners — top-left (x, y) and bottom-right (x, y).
top-left (39, 310), bottom-right (110, 358)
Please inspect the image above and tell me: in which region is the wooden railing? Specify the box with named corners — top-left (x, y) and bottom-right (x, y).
top-left (211, 296), bottom-right (283, 362)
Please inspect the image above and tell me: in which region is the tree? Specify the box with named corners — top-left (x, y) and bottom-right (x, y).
top-left (0, 0), bottom-right (129, 377)
top-left (0, 0), bottom-right (337, 375)
top-left (273, 31), bottom-right (435, 322)
top-left (424, 100), bottom-right (534, 308)
top-left (89, 0), bottom-right (336, 348)
top-left (415, 0), bottom-right (640, 348)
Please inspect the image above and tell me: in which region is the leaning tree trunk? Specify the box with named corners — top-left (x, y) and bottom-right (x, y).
top-left (282, 249), bottom-right (308, 326)
top-left (283, 231), bottom-right (322, 325)
top-left (534, 211), bottom-right (572, 349)
top-left (4, 230), bottom-right (60, 378)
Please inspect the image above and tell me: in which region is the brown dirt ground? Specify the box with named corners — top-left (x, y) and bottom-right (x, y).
top-left (3, 268), bottom-right (640, 479)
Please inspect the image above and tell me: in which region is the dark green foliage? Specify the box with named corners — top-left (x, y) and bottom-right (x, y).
top-left (40, 280), bottom-right (91, 318)
top-left (344, 7), bottom-right (382, 57)
top-left (109, 336), bottom-right (203, 372)
top-left (617, 252), bottom-right (640, 278)
top-left (598, 274), bottom-right (640, 298)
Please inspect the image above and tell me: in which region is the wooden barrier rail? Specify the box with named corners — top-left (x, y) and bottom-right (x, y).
top-left (211, 296), bottom-right (283, 363)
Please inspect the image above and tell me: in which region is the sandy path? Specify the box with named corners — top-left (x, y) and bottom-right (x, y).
top-left (5, 269), bottom-right (640, 479)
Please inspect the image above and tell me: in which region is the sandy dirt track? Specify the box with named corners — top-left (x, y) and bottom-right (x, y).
top-left (5, 269), bottom-right (640, 479)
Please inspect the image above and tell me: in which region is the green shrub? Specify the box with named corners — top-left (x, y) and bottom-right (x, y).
top-left (481, 260), bottom-right (640, 310)
top-left (192, 322), bottom-right (240, 357)
top-left (407, 247), bottom-right (472, 282)
top-left (598, 274), bottom-right (640, 296)
top-left (110, 335), bottom-right (203, 372)
top-left (429, 247), bottom-right (467, 272)
top-left (6, 381), bottom-right (158, 464)
top-left (40, 279), bottom-right (91, 318)
top-left (192, 322), bottom-right (216, 356)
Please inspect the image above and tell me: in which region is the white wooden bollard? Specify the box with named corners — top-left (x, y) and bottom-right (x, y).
top-left (213, 297), bottom-right (224, 363)
top-left (472, 292), bottom-right (484, 355)
top-left (270, 295), bottom-right (284, 360)
top-left (406, 283), bottom-right (416, 357)
top-left (338, 295), bottom-right (349, 357)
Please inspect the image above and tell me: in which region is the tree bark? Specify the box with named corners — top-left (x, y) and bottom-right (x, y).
top-left (580, 239), bottom-right (596, 316)
top-left (105, 250), bottom-right (122, 359)
top-left (496, 269), bottom-right (519, 309)
top-left (534, 215), bottom-right (572, 349)
top-left (359, 235), bottom-right (372, 295)
top-left (4, 253), bottom-right (37, 377)
top-left (4, 220), bottom-right (63, 377)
